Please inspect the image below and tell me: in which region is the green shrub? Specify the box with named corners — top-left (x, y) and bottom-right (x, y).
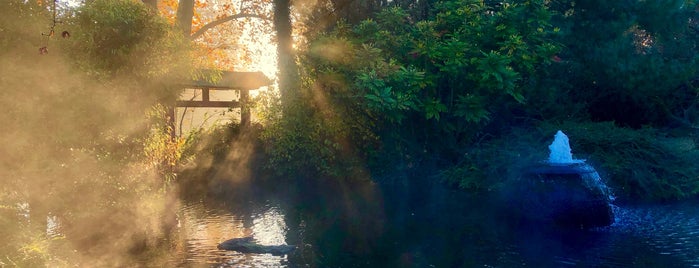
top-left (540, 122), bottom-right (699, 202)
top-left (440, 127), bottom-right (548, 192)
top-left (443, 121), bottom-right (699, 202)
top-left (258, 90), bottom-right (367, 179)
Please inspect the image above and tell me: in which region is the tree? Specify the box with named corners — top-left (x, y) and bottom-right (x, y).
top-left (167, 0), bottom-right (304, 110)
top-left (159, 0), bottom-right (274, 70)
top-left (548, 0), bottom-right (699, 128)
top-left (256, 0), bottom-right (560, 177)
top-left (274, 0), bottom-right (300, 109)
top-left (305, 1), bottom-right (558, 163)
top-left (176, 0), bottom-right (194, 36)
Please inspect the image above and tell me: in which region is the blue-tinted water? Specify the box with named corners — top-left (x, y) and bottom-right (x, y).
top-left (173, 179), bottom-right (699, 267)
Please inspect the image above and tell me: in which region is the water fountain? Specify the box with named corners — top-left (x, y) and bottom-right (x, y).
top-left (507, 130), bottom-right (614, 229)
top-left (548, 130), bottom-right (585, 165)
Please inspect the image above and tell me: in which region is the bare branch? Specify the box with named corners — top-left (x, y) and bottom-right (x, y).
top-left (190, 13), bottom-right (271, 40)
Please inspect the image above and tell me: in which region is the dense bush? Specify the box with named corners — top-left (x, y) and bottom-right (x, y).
top-left (261, 0), bottom-right (560, 178)
top-left (258, 87), bottom-right (369, 178)
top-left (541, 122), bottom-right (699, 202)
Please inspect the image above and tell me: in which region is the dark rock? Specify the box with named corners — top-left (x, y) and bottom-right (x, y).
top-left (217, 237), bottom-right (296, 255)
top-left (504, 162), bottom-right (614, 229)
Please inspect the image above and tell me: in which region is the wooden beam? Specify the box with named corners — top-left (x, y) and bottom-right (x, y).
top-left (176, 100), bottom-right (240, 108)
top-left (189, 70), bottom-right (272, 89)
top-left (241, 89), bottom-right (250, 126)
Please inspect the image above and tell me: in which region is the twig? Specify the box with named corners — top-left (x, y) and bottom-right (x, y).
top-left (40, 0), bottom-right (63, 54)
top-left (178, 91), bottom-right (201, 137)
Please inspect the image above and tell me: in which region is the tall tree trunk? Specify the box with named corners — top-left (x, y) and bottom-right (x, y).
top-left (176, 0), bottom-right (194, 37)
top-left (273, 0), bottom-right (299, 111)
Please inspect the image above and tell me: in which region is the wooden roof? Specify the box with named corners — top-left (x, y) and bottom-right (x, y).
top-left (187, 70), bottom-right (272, 89)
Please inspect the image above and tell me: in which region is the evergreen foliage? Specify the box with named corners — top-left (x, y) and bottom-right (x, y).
top-left (548, 0), bottom-right (699, 128)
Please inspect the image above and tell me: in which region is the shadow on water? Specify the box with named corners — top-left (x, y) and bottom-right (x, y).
top-left (171, 173), bottom-right (699, 267)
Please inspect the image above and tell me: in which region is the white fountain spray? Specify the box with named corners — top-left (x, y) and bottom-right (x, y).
top-left (548, 130), bottom-right (585, 165)
top-left (548, 130), bottom-right (614, 202)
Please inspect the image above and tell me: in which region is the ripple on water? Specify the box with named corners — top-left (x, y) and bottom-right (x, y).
top-left (600, 203), bottom-right (699, 267)
top-left (498, 203), bottom-right (699, 267)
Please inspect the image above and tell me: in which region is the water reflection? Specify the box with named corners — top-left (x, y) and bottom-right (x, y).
top-left (251, 207), bottom-right (287, 246)
top-left (173, 179), bottom-right (699, 267)
top-left (174, 201), bottom-right (289, 267)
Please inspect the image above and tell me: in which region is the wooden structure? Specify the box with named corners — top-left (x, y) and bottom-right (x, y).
top-left (168, 70), bottom-right (272, 136)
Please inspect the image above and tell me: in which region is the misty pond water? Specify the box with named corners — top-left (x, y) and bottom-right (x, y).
top-left (169, 177), bottom-right (699, 267)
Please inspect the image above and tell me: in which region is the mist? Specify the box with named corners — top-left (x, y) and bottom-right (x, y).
top-left (0, 1), bottom-right (192, 266)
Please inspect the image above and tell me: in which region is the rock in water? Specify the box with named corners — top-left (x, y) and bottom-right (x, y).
top-left (217, 237), bottom-right (296, 255)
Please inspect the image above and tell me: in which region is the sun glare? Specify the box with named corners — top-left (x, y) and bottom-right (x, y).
top-left (238, 24), bottom-right (279, 83)
top-left (175, 0), bottom-right (281, 133)
top-left (59, 0), bottom-right (82, 8)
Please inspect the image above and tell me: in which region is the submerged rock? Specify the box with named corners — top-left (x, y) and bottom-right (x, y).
top-left (504, 162), bottom-right (614, 229)
top-left (217, 237), bottom-right (296, 255)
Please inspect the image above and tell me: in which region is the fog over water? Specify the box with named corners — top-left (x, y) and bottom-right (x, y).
top-left (0, 1), bottom-right (193, 265)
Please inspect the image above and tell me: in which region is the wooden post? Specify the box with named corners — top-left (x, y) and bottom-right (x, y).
top-left (173, 71), bottom-right (270, 131)
top-left (202, 88), bottom-right (210, 102)
top-left (241, 89), bottom-right (250, 126)
top-left (167, 105), bottom-right (176, 140)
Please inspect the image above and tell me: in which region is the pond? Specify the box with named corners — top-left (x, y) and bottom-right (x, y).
top-left (170, 177), bottom-right (699, 267)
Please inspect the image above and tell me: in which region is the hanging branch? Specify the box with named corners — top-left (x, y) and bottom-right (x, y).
top-left (178, 91), bottom-right (201, 137)
top-left (40, 0), bottom-right (69, 55)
